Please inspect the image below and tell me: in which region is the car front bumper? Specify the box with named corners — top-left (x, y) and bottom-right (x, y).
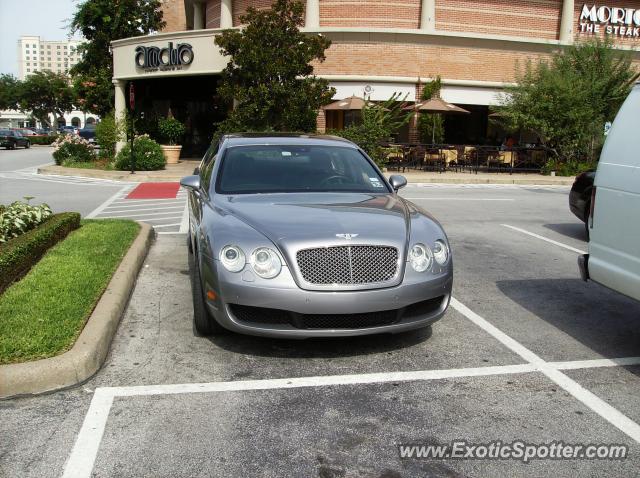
top-left (203, 261), bottom-right (453, 338)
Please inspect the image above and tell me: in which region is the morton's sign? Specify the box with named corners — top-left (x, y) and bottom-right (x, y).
top-left (579, 4), bottom-right (640, 38)
top-left (134, 42), bottom-right (194, 72)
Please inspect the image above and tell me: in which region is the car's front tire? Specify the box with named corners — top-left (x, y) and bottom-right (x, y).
top-left (189, 247), bottom-right (225, 336)
top-left (25, 141), bottom-right (30, 149)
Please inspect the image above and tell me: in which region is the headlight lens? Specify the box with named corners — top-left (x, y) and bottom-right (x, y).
top-left (433, 240), bottom-right (450, 266)
top-left (251, 247), bottom-right (282, 279)
top-left (409, 243), bottom-right (433, 272)
top-left (219, 245), bottom-right (245, 272)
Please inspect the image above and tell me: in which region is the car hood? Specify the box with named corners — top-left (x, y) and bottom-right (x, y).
top-left (216, 192), bottom-right (410, 253)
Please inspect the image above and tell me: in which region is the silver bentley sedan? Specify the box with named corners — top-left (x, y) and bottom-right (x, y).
top-left (180, 134), bottom-right (452, 338)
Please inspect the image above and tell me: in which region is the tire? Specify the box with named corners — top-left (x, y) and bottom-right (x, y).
top-left (10, 142), bottom-right (16, 150)
top-left (584, 202), bottom-right (591, 241)
top-left (189, 248), bottom-right (225, 336)
top-left (25, 141), bottom-right (30, 149)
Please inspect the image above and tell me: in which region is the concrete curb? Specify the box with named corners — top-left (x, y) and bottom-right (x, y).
top-left (38, 165), bottom-right (574, 185)
top-left (405, 178), bottom-right (574, 186)
top-left (38, 165), bottom-right (193, 182)
top-left (0, 222), bottom-right (154, 399)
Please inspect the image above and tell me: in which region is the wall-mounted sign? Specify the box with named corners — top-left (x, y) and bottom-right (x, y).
top-left (134, 42), bottom-right (194, 72)
top-left (579, 4), bottom-right (640, 38)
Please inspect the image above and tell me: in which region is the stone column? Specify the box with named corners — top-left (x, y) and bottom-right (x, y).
top-left (306, 0), bottom-right (320, 28)
top-left (193, 1), bottom-right (205, 30)
top-left (113, 79), bottom-right (126, 153)
top-left (420, 0), bottom-right (435, 32)
top-left (559, 0), bottom-right (575, 44)
top-left (220, 0), bottom-right (233, 28)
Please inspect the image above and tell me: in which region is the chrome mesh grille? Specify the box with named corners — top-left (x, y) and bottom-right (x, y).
top-left (296, 245), bottom-right (398, 285)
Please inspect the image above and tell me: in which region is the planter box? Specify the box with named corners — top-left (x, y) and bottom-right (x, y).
top-left (161, 145), bottom-right (182, 164)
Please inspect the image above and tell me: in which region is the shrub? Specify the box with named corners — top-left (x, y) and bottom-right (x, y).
top-left (0, 201), bottom-right (53, 243)
top-left (29, 135), bottom-right (59, 145)
top-left (542, 159), bottom-right (596, 177)
top-left (0, 212), bottom-right (80, 293)
top-left (52, 134), bottom-right (94, 165)
top-left (95, 114), bottom-right (124, 159)
top-left (157, 117), bottom-right (185, 145)
top-left (114, 134), bottom-right (165, 171)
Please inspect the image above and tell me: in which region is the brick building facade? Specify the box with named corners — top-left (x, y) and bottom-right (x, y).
top-left (112, 0), bottom-right (640, 149)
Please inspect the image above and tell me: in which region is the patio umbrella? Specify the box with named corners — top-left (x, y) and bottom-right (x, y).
top-left (404, 98), bottom-right (470, 143)
top-left (322, 95), bottom-right (368, 110)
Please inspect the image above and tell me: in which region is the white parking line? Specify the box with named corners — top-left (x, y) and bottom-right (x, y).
top-left (152, 223), bottom-right (182, 228)
top-left (85, 185), bottom-right (133, 219)
top-left (100, 211), bottom-right (185, 219)
top-left (63, 343), bottom-right (640, 478)
top-left (102, 206), bottom-right (185, 214)
top-left (501, 224), bottom-right (587, 254)
top-left (450, 298), bottom-right (640, 444)
top-left (107, 200), bottom-right (184, 209)
top-left (179, 200), bottom-right (189, 233)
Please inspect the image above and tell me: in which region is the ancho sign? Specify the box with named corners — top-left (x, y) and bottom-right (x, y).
top-left (579, 4), bottom-right (640, 38)
top-left (135, 42), bottom-right (194, 71)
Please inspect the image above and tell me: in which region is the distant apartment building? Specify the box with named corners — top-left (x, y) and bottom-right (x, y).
top-left (17, 35), bottom-right (83, 80)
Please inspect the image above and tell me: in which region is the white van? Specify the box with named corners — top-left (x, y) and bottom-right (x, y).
top-left (579, 82), bottom-right (640, 302)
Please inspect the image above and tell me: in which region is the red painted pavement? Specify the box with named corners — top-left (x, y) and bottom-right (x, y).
top-left (126, 182), bottom-right (181, 200)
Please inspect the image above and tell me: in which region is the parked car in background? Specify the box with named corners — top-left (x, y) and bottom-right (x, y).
top-left (569, 170), bottom-right (595, 238)
top-left (181, 134), bottom-right (453, 338)
top-left (59, 126), bottom-right (79, 135)
top-left (0, 129), bottom-right (31, 149)
top-left (78, 125), bottom-right (96, 144)
top-left (14, 128), bottom-right (38, 136)
top-left (579, 82), bottom-right (640, 302)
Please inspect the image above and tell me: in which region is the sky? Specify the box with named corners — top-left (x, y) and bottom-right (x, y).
top-left (0, 0), bottom-right (80, 76)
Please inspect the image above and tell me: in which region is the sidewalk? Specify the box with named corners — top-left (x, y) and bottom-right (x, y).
top-left (38, 163), bottom-right (575, 185)
top-left (38, 162), bottom-right (197, 182)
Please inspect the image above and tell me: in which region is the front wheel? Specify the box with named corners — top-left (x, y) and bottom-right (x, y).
top-left (189, 250), bottom-right (225, 336)
top-left (25, 141), bottom-right (30, 149)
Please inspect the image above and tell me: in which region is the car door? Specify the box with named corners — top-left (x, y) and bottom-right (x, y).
top-left (14, 131), bottom-right (25, 147)
top-left (588, 84), bottom-right (640, 301)
top-left (189, 145), bottom-right (217, 253)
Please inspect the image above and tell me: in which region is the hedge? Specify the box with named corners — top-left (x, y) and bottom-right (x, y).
top-left (0, 212), bottom-right (81, 294)
top-left (29, 135), bottom-right (58, 146)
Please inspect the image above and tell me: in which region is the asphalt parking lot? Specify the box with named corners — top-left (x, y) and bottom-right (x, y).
top-left (2, 183), bottom-right (640, 478)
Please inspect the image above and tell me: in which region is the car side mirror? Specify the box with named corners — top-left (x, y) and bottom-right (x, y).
top-left (180, 175), bottom-right (201, 191)
top-left (388, 175), bottom-right (407, 191)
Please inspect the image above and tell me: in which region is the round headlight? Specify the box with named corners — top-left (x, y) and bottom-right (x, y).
top-left (433, 240), bottom-right (450, 266)
top-left (409, 243), bottom-right (433, 272)
top-left (219, 245), bottom-right (245, 272)
top-left (251, 247), bottom-right (282, 279)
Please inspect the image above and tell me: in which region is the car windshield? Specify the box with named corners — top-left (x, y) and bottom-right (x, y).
top-left (216, 144), bottom-right (389, 194)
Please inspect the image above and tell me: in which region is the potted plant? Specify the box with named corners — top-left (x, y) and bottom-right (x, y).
top-left (157, 116), bottom-right (186, 164)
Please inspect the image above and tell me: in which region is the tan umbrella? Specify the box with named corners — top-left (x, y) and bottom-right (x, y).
top-left (323, 95), bottom-right (368, 110)
top-left (404, 98), bottom-right (471, 143)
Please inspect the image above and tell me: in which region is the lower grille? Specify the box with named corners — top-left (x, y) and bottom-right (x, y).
top-left (228, 297), bottom-right (444, 330)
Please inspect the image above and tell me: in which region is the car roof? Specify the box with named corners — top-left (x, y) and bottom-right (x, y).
top-left (221, 133), bottom-right (357, 148)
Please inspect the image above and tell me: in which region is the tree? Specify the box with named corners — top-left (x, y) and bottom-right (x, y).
top-left (214, 0), bottom-right (334, 134)
top-left (501, 38), bottom-right (639, 167)
top-left (18, 71), bottom-right (73, 129)
top-left (70, 0), bottom-right (165, 116)
top-left (417, 76), bottom-right (445, 144)
top-left (0, 74), bottom-right (20, 111)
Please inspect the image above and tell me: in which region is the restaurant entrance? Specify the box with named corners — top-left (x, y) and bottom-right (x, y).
top-left (131, 75), bottom-right (228, 159)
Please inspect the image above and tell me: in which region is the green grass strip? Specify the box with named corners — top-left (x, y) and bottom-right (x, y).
top-left (0, 219), bottom-right (140, 364)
